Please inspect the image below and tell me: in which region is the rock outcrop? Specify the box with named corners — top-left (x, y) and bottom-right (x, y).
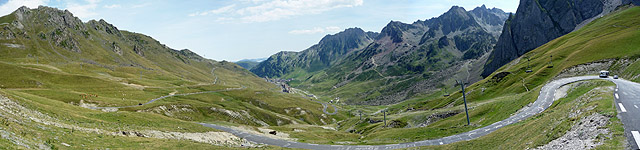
top-left (482, 0), bottom-right (637, 77)
top-left (87, 19), bottom-right (123, 37)
top-left (112, 42), bottom-right (122, 55)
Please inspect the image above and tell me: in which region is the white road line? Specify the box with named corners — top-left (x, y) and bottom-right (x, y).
top-left (632, 131), bottom-right (640, 149)
top-left (618, 103), bottom-right (627, 112)
top-left (615, 93), bottom-right (619, 99)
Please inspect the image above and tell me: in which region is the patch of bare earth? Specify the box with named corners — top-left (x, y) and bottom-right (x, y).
top-left (0, 95), bottom-right (250, 148)
top-left (535, 85), bottom-right (615, 150)
top-left (534, 113), bottom-right (610, 150)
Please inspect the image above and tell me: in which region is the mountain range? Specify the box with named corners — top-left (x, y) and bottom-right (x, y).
top-left (1, 1), bottom-right (640, 149)
top-left (252, 0), bottom-right (638, 105)
top-left (252, 5), bottom-right (509, 105)
top-left (235, 58), bottom-right (267, 70)
top-left (0, 5), bottom-right (332, 131)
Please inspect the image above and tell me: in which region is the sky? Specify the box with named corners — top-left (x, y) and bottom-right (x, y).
top-left (0, 0), bottom-right (519, 61)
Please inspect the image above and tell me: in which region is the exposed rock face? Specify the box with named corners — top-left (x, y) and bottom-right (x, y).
top-left (0, 26), bottom-right (16, 39)
top-left (112, 42), bottom-right (122, 55)
top-left (8, 6), bottom-right (86, 53)
top-left (133, 44), bottom-right (144, 56)
top-left (470, 5), bottom-right (510, 28)
top-left (333, 6), bottom-right (507, 105)
top-left (87, 19), bottom-right (123, 37)
top-left (178, 49), bottom-right (205, 62)
top-left (482, 0), bottom-right (636, 77)
top-left (379, 21), bottom-right (413, 43)
top-left (50, 28), bottom-right (81, 52)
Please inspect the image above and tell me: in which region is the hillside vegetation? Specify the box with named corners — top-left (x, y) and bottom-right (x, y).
top-left (265, 6), bottom-right (639, 147)
top-left (254, 5), bottom-right (509, 105)
top-left (0, 6), bottom-right (337, 149)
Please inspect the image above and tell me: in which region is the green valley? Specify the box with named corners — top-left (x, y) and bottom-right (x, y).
top-left (0, 0), bottom-right (639, 150)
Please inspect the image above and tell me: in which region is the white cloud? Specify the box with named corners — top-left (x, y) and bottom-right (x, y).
top-left (104, 4), bottom-right (120, 9)
top-left (215, 17), bottom-right (234, 22)
top-left (0, 0), bottom-right (48, 17)
top-left (238, 0), bottom-right (268, 4)
top-left (131, 2), bottom-right (151, 8)
top-left (188, 4), bottom-right (236, 16)
top-left (289, 26), bottom-right (341, 35)
top-left (66, 0), bottom-right (100, 19)
top-left (188, 0), bottom-right (363, 23)
top-left (238, 0), bottom-right (363, 23)
top-left (325, 26), bottom-right (341, 33)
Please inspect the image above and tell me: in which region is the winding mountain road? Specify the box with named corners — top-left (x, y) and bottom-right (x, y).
top-left (88, 86), bottom-right (245, 110)
top-left (294, 88), bottom-right (338, 115)
top-left (202, 76), bottom-right (640, 149)
top-left (322, 102), bottom-right (338, 115)
top-left (312, 99), bottom-right (337, 115)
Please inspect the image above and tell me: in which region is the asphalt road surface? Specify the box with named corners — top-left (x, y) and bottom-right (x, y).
top-left (319, 100), bottom-right (338, 115)
top-left (201, 76), bottom-right (640, 149)
top-left (610, 78), bottom-right (640, 149)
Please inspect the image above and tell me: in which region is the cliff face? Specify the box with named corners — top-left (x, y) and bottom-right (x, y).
top-left (482, 0), bottom-right (636, 77)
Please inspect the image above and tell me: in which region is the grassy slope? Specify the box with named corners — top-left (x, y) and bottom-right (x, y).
top-left (0, 5), bottom-right (636, 149)
top-left (412, 80), bottom-right (624, 149)
top-left (385, 5), bottom-right (639, 142)
top-left (285, 42), bottom-right (459, 105)
top-left (0, 7), bottom-right (332, 149)
top-left (266, 6), bottom-right (640, 145)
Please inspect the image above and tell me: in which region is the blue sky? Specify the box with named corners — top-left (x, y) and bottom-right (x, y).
top-left (0, 0), bottom-right (518, 61)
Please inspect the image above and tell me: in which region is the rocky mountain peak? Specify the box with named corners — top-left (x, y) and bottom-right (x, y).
top-left (426, 6), bottom-right (480, 36)
top-left (469, 5), bottom-right (509, 36)
top-left (5, 6), bottom-right (89, 53)
top-left (319, 27), bottom-right (366, 45)
top-left (87, 19), bottom-right (123, 37)
top-left (14, 6), bottom-right (31, 21)
top-left (252, 27), bottom-right (376, 77)
top-left (379, 21), bottom-right (413, 43)
top-left (444, 6), bottom-right (469, 18)
top-left (177, 49), bottom-right (206, 62)
top-left (32, 6), bottom-right (86, 30)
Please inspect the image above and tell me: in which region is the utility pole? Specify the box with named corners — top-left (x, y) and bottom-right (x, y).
top-left (547, 55), bottom-right (553, 68)
top-left (457, 80), bottom-right (471, 125)
top-left (383, 109), bottom-right (387, 128)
